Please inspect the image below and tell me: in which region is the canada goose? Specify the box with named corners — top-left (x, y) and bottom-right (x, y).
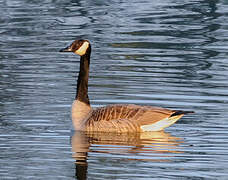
top-left (59, 39), bottom-right (193, 132)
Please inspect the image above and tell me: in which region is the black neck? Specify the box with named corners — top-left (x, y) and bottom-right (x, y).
top-left (75, 46), bottom-right (91, 105)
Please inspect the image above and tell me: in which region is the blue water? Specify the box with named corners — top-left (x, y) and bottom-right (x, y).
top-left (1, 0), bottom-right (228, 179)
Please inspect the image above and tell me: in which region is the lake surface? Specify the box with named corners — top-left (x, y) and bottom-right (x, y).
top-left (1, 0), bottom-right (228, 179)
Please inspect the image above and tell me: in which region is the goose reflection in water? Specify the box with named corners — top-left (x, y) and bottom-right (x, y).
top-left (71, 131), bottom-right (183, 179)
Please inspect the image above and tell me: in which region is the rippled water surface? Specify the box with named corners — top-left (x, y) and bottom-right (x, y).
top-left (1, 0), bottom-right (228, 179)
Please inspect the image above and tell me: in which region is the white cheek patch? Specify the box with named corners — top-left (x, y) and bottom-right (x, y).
top-left (75, 41), bottom-right (89, 56)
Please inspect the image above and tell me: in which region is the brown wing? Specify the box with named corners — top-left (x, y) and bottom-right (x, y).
top-left (85, 104), bottom-right (175, 132)
top-left (88, 104), bottom-right (143, 121)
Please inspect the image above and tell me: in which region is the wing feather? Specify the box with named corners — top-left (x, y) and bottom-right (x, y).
top-left (85, 104), bottom-right (174, 131)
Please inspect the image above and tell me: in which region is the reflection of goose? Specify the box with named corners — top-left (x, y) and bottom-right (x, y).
top-left (60, 39), bottom-right (194, 132)
top-left (71, 131), bottom-right (183, 163)
top-left (71, 131), bottom-right (182, 180)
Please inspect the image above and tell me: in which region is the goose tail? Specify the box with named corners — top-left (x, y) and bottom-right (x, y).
top-left (170, 110), bottom-right (194, 117)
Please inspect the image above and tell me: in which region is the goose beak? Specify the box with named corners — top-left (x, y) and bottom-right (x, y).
top-left (59, 46), bottom-right (71, 52)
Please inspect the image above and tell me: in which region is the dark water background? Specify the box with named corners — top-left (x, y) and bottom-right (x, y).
top-left (1, 0), bottom-right (228, 179)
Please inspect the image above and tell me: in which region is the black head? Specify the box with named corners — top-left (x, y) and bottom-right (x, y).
top-left (59, 39), bottom-right (90, 56)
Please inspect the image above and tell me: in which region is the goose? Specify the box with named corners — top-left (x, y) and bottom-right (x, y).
top-left (59, 39), bottom-right (194, 132)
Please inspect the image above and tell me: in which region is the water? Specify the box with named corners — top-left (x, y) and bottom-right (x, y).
top-left (1, 0), bottom-right (228, 179)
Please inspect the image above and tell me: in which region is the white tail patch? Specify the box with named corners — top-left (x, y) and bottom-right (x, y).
top-left (140, 115), bottom-right (183, 131)
top-left (75, 41), bottom-right (89, 56)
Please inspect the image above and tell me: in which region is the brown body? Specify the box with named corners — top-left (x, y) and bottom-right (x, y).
top-left (60, 40), bottom-right (193, 133)
top-left (71, 100), bottom-right (189, 132)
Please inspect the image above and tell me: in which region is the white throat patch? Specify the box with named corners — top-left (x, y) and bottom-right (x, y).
top-left (75, 41), bottom-right (89, 56)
